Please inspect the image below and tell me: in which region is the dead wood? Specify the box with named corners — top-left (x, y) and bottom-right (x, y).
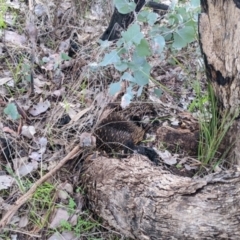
top-left (82, 155), bottom-right (240, 239)
top-left (157, 125), bottom-right (199, 155)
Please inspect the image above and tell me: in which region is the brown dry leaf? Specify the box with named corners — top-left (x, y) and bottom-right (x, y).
top-left (33, 84), bottom-right (44, 94)
top-left (52, 88), bottom-right (65, 97)
top-left (18, 215), bottom-right (29, 228)
top-left (36, 137), bottom-right (48, 153)
top-left (25, 21), bottom-right (38, 44)
top-left (0, 175), bottom-right (15, 190)
top-left (2, 127), bottom-right (18, 137)
top-left (60, 1), bottom-right (72, 11)
top-left (16, 160), bottom-right (38, 177)
top-left (49, 208), bottom-right (70, 228)
top-left (29, 100), bottom-right (50, 116)
top-left (84, 26), bottom-right (96, 33)
top-left (4, 30), bottom-right (26, 47)
top-left (184, 164), bottom-right (198, 171)
top-left (71, 107), bottom-right (92, 122)
top-left (13, 157), bottom-right (28, 172)
top-left (21, 125), bottom-right (36, 139)
top-left (42, 53), bottom-right (61, 71)
top-left (74, 193), bottom-right (84, 211)
top-left (6, 0), bottom-right (20, 9)
top-left (0, 77), bottom-right (12, 85)
top-left (29, 152), bottom-right (42, 161)
top-left (34, 4), bottom-right (47, 17)
top-left (59, 39), bottom-right (70, 52)
top-left (157, 150), bottom-right (177, 165)
top-left (79, 132), bottom-right (95, 147)
top-left (34, 77), bottom-right (50, 88)
top-left (58, 182), bottom-right (73, 194)
top-left (48, 231), bottom-right (76, 240)
top-left (57, 190), bottom-right (69, 200)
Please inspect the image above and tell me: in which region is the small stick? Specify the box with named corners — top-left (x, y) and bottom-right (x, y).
top-left (0, 145), bottom-right (81, 228)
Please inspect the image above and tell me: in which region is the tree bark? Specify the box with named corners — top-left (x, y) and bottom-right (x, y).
top-left (199, 0), bottom-right (240, 165)
top-left (83, 155), bottom-right (240, 239)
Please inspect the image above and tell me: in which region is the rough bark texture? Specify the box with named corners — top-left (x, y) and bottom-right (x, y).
top-left (83, 156), bottom-right (240, 239)
top-left (199, 0), bottom-right (240, 164)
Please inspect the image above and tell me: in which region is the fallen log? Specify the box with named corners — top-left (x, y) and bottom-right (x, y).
top-left (82, 155), bottom-right (240, 239)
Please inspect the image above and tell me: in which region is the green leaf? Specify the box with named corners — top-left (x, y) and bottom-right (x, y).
top-left (147, 12), bottom-right (158, 26)
top-left (61, 52), bottom-right (71, 61)
top-left (136, 39), bottom-right (151, 57)
top-left (176, 8), bottom-right (188, 23)
top-left (191, 0), bottom-right (200, 8)
top-left (128, 52), bottom-right (151, 85)
top-left (0, 19), bottom-right (6, 28)
top-left (109, 82), bottom-right (121, 95)
top-left (114, 0), bottom-right (136, 14)
top-left (172, 26), bottom-right (195, 49)
top-left (133, 67), bottom-right (150, 86)
top-left (137, 86), bottom-right (143, 97)
top-left (154, 88), bottom-right (163, 97)
top-left (168, 13), bottom-right (178, 25)
top-left (114, 61), bottom-right (128, 71)
top-left (121, 72), bottom-right (135, 82)
top-left (116, 38), bottom-right (125, 47)
top-left (153, 35), bottom-right (165, 53)
top-left (4, 103), bottom-right (20, 120)
top-left (99, 50), bottom-right (120, 66)
top-left (137, 10), bottom-right (149, 22)
top-left (122, 23), bottom-right (143, 45)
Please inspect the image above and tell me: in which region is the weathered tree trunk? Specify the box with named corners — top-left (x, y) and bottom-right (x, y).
top-left (81, 1), bottom-right (240, 239)
top-left (199, 0), bottom-right (240, 165)
top-left (83, 156), bottom-right (240, 239)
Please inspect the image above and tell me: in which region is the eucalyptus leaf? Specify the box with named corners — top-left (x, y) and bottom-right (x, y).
top-left (133, 69), bottom-right (149, 86)
top-left (137, 86), bottom-right (143, 97)
top-left (99, 50), bottom-right (120, 66)
top-left (114, 0), bottom-right (136, 14)
top-left (114, 61), bottom-right (128, 71)
top-left (154, 88), bottom-right (163, 97)
top-left (109, 81), bottom-right (121, 95)
top-left (137, 10), bottom-right (149, 22)
top-left (121, 72), bottom-right (135, 82)
top-left (147, 12), bottom-right (158, 26)
top-left (153, 35), bottom-right (165, 54)
top-left (61, 53), bottom-right (71, 61)
top-left (122, 23), bottom-right (143, 45)
top-left (136, 39), bottom-right (151, 57)
top-left (191, 0), bottom-right (200, 8)
top-left (172, 26), bottom-right (195, 49)
top-left (4, 103), bottom-right (20, 120)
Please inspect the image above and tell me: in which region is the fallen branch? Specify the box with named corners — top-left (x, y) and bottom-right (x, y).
top-left (82, 155), bottom-right (240, 239)
top-left (0, 145), bottom-right (81, 228)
